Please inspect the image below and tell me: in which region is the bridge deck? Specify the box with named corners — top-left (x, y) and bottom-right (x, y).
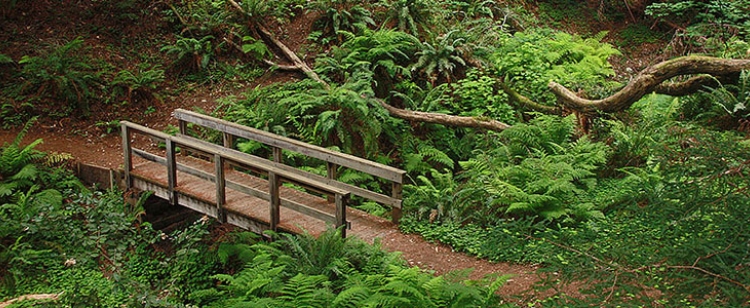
top-left (130, 157), bottom-right (399, 243)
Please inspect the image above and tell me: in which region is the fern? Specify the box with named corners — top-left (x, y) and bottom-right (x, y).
top-left (453, 115), bottom-right (609, 224)
top-left (1, 118), bottom-right (44, 181)
top-left (276, 274), bottom-right (333, 307)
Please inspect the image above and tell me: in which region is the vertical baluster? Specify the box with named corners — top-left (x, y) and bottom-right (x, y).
top-left (223, 132), bottom-right (234, 149)
top-left (270, 146), bottom-right (282, 231)
top-left (166, 139), bottom-right (178, 205)
top-left (335, 193), bottom-right (348, 238)
top-left (215, 154), bottom-right (226, 223)
top-left (326, 162), bottom-right (337, 202)
top-left (391, 182), bottom-right (403, 223)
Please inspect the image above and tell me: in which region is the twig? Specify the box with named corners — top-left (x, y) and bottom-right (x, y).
top-left (666, 265), bottom-right (749, 291)
top-left (0, 293), bottom-right (63, 308)
top-left (604, 271), bottom-right (619, 303)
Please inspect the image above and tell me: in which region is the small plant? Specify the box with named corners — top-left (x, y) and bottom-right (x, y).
top-left (14, 37), bottom-right (103, 116)
top-left (703, 70), bottom-right (750, 120)
top-left (111, 66), bottom-right (165, 104)
top-left (161, 35), bottom-right (217, 73)
top-left (95, 120), bottom-right (122, 135)
top-left (307, 0), bottom-right (376, 39)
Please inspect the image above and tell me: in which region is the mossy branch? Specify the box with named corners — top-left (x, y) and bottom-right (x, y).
top-left (550, 56), bottom-right (750, 115)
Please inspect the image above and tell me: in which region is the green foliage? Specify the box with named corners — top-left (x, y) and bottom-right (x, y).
top-left (455, 115), bottom-right (609, 224)
top-left (111, 66), bottom-right (166, 104)
top-left (412, 30), bottom-right (467, 84)
top-left (279, 73), bottom-right (394, 157)
top-left (403, 168), bottom-right (458, 221)
top-left (451, 69), bottom-right (516, 124)
top-left (617, 23), bottom-right (664, 46)
top-left (308, 0), bottom-right (375, 38)
top-left (14, 37), bottom-right (103, 116)
top-left (195, 229), bottom-right (506, 307)
top-left (316, 28), bottom-right (419, 85)
top-left (0, 53), bottom-right (12, 64)
top-left (0, 118), bottom-right (43, 183)
top-left (161, 35), bottom-right (217, 73)
top-left (702, 70), bottom-right (750, 119)
top-left (240, 36), bottom-right (272, 61)
top-left (490, 28), bottom-right (621, 105)
top-left (379, 0), bottom-right (439, 37)
top-left (646, 0), bottom-right (750, 49)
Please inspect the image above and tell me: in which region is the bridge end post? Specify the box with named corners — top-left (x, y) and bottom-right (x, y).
top-left (391, 182), bottom-right (403, 224)
top-left (120, 122), bottom-right (132, 190)
top-left (166, 139), bottom-right (178, 205)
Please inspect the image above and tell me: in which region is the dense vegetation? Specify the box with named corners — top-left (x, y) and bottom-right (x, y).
top-left (2, 0), bottom-right (750, 306)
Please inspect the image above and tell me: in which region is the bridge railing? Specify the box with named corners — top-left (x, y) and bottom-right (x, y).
top-left (121, 121), bottom-right (351, 236)
top-left (172, 109), bottom-right (407, 222)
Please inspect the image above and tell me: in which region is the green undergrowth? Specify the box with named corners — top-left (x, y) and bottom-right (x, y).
top-left (402, 122), bottom-right (750, 306)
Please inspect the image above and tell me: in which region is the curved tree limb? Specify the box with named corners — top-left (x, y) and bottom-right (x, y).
top-left (496, 80), bottom-right (560, 114)
top-left (653, 75), bottom-right (737, 96)
top-left (550, 56), bottom-right (750, 115)
top-left (379, 101), bottom-right (511, 131)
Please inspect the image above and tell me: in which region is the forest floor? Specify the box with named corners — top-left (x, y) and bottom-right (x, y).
top-left (0, 0), bottom-right (675, 302)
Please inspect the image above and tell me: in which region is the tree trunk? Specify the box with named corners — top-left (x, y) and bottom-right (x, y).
top-left (550, 56), bottom-right (750, 115)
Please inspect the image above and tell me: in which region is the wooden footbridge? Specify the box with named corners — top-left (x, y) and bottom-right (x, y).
top-left (121, 109), bottom-right (406, 240)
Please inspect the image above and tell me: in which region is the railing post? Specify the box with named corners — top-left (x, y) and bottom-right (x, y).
top-left (391, 182), bottom-right (403, 223)
top-left (272, 146), bottom-right (282, 163)
top-left (215, 154), bottom-right (227, 223)
top-left (269, 170), bottom-right (280, 231)
top-left (270, 146), bottom-right (282, 231)
top-left (326, 162), bottom-right (337, 202)
top-left (335, 193), bottom-right (348, 238)
top-left (178, 119), bottom-right (188, 136)
top-left (178, 119), bottom-right (192, 157)
top-left (166, 138), bottom-right (178, 205)
top-left (121, 122), bottom-right (132, 189)
top-left (223, 132), bottom-right (234, 149)
top-left (268, 147), bottom-right (284, 231)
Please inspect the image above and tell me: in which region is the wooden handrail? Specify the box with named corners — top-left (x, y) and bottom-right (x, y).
top-left (173, 109), bottom-right (406, 182)
top-left (173, 109), bottom-right (406, 222)
top-left (121, 121), bottom-right (351, 236)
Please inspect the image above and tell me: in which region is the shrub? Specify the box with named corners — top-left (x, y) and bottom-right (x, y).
top-left (14, 37), bottom-right (103, 116)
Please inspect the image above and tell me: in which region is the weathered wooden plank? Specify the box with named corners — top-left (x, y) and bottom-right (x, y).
top-left (132, 149), bottom-right (340, 224)
top-left (173, 109), bottom-right (406, 183)
top-left (133, 160), bottom-right (399, 242)
top-left (176, 134), bottom-right (402, 208)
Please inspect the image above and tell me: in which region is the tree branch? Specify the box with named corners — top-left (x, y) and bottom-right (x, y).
top-left (0, 293), bottom-right (62, 308)
top-left (379, 101), bottom-right (511, 131)
top-left (496, 80), bottom-right (560, 114)
top-left (550, 56), bottom-right (750, 115)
